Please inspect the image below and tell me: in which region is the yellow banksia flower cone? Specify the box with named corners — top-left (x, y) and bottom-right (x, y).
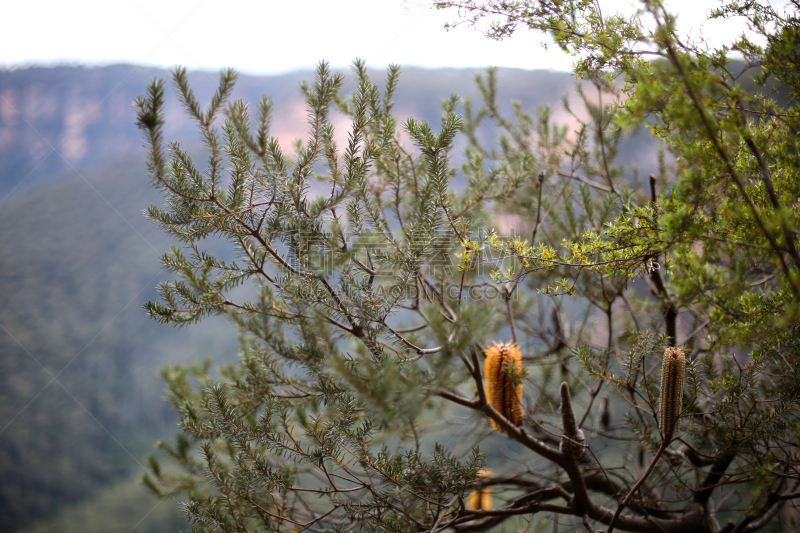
top-left (466, 469), bottom-right (492, 510)
top-left (484, 341), bottom-right (523, 431)
top-left (658, 347), bottom-right (685, 441)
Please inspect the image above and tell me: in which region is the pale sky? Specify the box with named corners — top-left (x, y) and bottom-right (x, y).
top-left (0, 0), bottom-right (777, 74)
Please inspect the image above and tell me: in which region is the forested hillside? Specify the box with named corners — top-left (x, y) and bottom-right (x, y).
top-left (0, 158), bottom-right (240, 531)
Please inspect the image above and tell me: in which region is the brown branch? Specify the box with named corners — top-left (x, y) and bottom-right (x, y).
top-left (606, 441), bottom-right (669, 533)
top-left (648, 175), bottom-right (678, 347)
top-left (694, 451), bottom-right (735, 505)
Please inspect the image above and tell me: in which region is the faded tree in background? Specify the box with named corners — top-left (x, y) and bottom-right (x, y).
top-left (135, 0), bottom-right (800, 531)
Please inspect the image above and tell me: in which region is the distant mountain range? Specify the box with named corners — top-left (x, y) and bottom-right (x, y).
top-left (0, 64), bottom-right (580, 202)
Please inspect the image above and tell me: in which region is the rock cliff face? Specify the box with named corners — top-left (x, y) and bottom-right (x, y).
top-left (0, 64), bottom-right (575, 201)
top-left (0, 65), bottom-right (289, 198)
top-left (0, 66), bottom-right (156, 197)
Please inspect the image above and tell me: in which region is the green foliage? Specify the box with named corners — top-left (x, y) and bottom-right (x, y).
top-left (139, 1), bottom-right (800, 530)
top-left (137, 60), bottom-right (503, 531)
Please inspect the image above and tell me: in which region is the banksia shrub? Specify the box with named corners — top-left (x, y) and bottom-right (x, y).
top-left (658, 347), bottom-right (685, 441)
top-left (466, 469), bottom-right (492, 510)
top-left (559, 382), bottom-right (586, 459)
top-left (483, 341), bottom-right (523, 430)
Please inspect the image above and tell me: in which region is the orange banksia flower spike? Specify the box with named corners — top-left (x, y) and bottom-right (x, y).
top-left (483, 341), bottom-right (523, 430)
top-left (466, 469), bottom-right (493, 510)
